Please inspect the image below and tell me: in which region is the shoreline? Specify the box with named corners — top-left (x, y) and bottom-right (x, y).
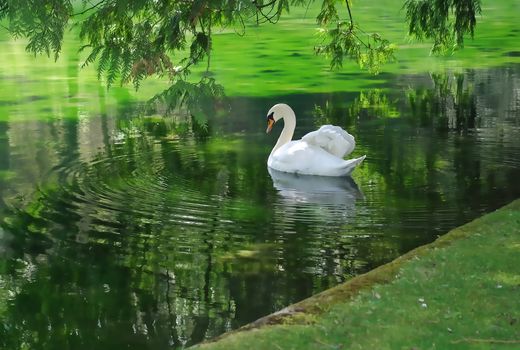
top-left (195, 198), bottom-right (520, 349)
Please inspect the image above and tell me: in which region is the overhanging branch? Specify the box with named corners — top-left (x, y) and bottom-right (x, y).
top-left (345, 0), bottom-right (354, 30)
top-left (72, 0), bottom-right (108, 17)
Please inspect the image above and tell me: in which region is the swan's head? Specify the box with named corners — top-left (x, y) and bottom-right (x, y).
top-left (266, 103), bottom-right (294, 133)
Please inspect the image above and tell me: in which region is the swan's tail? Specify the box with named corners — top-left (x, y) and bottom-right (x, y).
top-left (341, 155), bottom-right (366, 176)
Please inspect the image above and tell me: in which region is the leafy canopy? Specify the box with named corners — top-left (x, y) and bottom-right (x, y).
top-left (404, 0), bottom-right (481, 54)
top-left (0, 0), bottom-right (482, 113)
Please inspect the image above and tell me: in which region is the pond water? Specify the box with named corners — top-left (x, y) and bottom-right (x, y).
top-left (1, 1), bottom-right (520, 346)
top-left (1, 62), bottom-right (520, 348)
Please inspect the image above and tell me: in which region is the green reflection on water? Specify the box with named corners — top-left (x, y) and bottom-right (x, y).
top-left (1, 0), bottom-right (520, 106)
top-left (0, 2), bottom-right (519, 348)
top-left (206, 0), bottom-right (520, 96)
top-left (0, 65), bottom-right (519, 348)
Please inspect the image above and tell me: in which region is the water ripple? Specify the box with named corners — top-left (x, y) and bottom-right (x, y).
top-left (37, 140), bottom-right (225, 243)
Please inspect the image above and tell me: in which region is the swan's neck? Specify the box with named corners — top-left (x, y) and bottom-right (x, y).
top-left (271, 110), bottom-right (296, 156)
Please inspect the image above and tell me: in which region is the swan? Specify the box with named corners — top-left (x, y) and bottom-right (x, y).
top-left (266, 103), bottom-right (366, 177)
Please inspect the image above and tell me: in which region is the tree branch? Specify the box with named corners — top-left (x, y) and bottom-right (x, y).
top-left (345, 0), bottom-right (354, 30)
top-left (253, 0), bottom-right (280, 24)
top-left (72, 0), bottom-right (108, 17)
top-left (253, 0), bottom-right (277, 9)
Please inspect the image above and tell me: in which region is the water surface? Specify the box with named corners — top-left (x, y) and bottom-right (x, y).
top-left (1, 3), bottom-right (520, 347)
top-left (1, 63), bottom-right (519, 348)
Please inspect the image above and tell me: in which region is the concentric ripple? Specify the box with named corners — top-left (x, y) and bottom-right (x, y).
top-left (36, 139), bottom-right (234, 244)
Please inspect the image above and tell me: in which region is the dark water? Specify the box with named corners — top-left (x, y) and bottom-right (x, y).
top-left (1, 66), bottom-right (520, 349)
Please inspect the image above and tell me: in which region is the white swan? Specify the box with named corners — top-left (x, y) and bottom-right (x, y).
top-left (266, 103), bottom-right (366, 177)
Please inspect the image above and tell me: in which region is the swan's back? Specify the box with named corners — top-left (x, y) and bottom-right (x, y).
top-left (301, 125), bottom-right (355, 158)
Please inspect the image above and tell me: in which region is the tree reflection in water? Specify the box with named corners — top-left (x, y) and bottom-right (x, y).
top-left (1, 68), bottom-right (520, 349)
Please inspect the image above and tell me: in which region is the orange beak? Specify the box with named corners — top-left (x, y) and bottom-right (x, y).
top-left (266, 118), bottom-right (274, 133)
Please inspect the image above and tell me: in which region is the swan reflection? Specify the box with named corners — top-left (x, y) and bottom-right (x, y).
top-left (269, 168), bottom-right (363, 227)
top-left (269, 168), bottom-right (363, 204)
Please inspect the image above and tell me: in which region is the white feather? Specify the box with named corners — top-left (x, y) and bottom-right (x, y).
top-left (301, 125), bottom-right (355, 158)
top-left (266, 103), bottom-right (365, 177)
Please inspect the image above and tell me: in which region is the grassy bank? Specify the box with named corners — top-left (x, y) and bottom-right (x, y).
top-left (195, 199), bottom-right (520, 349)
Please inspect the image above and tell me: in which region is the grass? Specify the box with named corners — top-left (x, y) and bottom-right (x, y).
top-left (195, 199), bottom-right (520, 349)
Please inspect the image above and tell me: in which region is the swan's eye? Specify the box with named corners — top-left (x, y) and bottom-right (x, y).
top-left (267, 112), bottom-right (274, 122)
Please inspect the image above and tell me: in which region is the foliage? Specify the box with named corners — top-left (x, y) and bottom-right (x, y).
top-left (147, 77), bottom-right (225, 123)
top-left (314, 89), bottom-right (399, 128)
top-left (0, 0), bottom-right (72, 60)
top-left (407, 72), bottom-right (476, 130)
top-left (315, 0), bottom-right (396, 73)
top-left (404, 0), bottom-right (482, 54)
top-left (0, 0), bottom-right (483, 112)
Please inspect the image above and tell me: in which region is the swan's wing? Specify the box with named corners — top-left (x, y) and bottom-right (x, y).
top-left (301, 125), bottom-right (355, 158)
top-left (269, 141), bottom-right (365, 177)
